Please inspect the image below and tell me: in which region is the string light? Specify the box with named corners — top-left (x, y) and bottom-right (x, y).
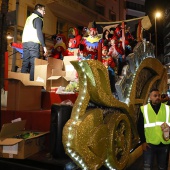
top-left (64, 42), bottom-right (154, 169)
top-left (65, 60), bottom-right (88, 169)
top-left (68, 149), bottom-right (72, 153)
top-left (67, 143), bottom-right (71, 147)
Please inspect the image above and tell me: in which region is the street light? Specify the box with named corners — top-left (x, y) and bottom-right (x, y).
top-left (155, 11), bottom-right (161, 58)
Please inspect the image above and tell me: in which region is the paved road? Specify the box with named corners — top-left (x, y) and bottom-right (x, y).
top-left (127, 154), bottom-right (170, 170)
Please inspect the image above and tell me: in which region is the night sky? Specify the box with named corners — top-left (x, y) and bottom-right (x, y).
top-left (145, 0), bottom-right (170, 56)
top-left (145, 0), bottom-right (169, 20)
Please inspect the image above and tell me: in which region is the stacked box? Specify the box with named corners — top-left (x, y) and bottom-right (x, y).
top-left (0, 120), bottom-right (48, 159)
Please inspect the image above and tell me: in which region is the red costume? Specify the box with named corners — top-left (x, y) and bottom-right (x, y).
top-left (50, 34), bottom-right (67, 59)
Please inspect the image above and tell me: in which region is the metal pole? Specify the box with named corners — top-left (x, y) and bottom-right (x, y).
top-left (119, 0), bottom-right (120, 20)
top-left (11, 0), bottom-right (19, 72)
top-left (155, 16), bottom-right (157, 58)
top-left (0, 13), bottom-right (4, 129)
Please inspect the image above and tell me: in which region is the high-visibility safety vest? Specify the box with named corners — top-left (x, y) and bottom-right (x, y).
top-left (164, 101), bottom-right (168, 104)
top-left (22, 13), bottom-right (43, 44)
top-left (141, 103), bottom-right (170, 145)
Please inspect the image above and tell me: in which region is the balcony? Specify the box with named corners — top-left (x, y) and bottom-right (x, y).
top-left (73, 0), bottom-right (88, 6)
top-left (45, 0), bottom-right (110, 26)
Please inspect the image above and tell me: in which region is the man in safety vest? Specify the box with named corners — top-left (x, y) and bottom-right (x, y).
top-left (137, 88), bottom-right (170, 170)
top-left (21, 4), bottom-right (48, 81)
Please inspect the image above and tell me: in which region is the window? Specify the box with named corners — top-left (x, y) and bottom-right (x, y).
top-left (109, 10), bottom-right (116, 21)
top-left (74, 0), bottom-right (87, 5)
top-left (126, 2), bottom-right (145, 12)
top-left (57, 21), bottom-right (65, 34)
top-left (96, 3), bottom-right (104, 15)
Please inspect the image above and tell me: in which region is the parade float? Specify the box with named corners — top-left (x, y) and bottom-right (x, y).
top-left (8, 16), bottom-right (168, 170)
top-left (61, 17), bottom-right (168, 170)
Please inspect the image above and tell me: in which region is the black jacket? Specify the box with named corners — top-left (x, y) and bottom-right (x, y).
top-left (32, 10), bottom-right (45, 47)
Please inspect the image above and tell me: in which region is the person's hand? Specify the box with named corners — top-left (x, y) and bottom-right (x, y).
top-left (9, 42), bottom-right (13, 47)
top-left (142, 142), bottom-right (150, 151)
top-left (161, 122), bottom-right (170, 141)
top-left (43, 47), bottom-right (48, 57)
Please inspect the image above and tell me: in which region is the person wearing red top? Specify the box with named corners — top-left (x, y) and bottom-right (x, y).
top-left (102, 46), bottom-right (116, 92)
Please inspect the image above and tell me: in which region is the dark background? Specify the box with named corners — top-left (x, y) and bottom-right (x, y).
top-left (145, 0), bottom-right (170, 56)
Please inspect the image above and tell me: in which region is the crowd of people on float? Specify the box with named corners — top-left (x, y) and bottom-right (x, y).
top-left (49, 21), bottom-right (137, 93)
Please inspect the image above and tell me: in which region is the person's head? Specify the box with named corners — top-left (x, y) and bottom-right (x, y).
top-left (161, 93), bottom-right (169, 103)
top-left (34, 4), bottom-right (45, 16)
top-left (102, 46), bottom-right (108, 56)
top-left (89, 21), bottom-right (98, 37)
top-left (110, 36), bottom-right (118, 46)
top-left (149, 88), bottom-right (161, 105)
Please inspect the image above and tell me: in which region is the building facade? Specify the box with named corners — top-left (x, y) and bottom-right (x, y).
top-left (125, 0), bottom-right (145, 19)
top-left (164, 4), bottom-right (170, 87)
top-left (1, 0), bottom-right (58, 71)
top-left (0, 0), bottom-right (126, 71)
top-left (125, 0), bottom-right (145, 34)
top-left (45, 0), bottom-right (126, 34)
top-left (0, 0), bottom-right (147, 74)
top-left (164, 5), bottom-right (170, 65)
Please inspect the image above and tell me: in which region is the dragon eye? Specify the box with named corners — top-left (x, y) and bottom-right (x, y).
top-left (56, 37), bottom-right (62, 41)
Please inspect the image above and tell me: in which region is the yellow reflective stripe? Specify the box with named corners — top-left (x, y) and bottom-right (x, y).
top-left (165, 105), bottom-right (169, 123)
top-left (144, 105), bottom-right (149, 124)
top-left (156, 122), bottom-right (165, 126)
top-left (144, 123), bottom-right (155, 128)
top-left (144, 121), bottom-right (164, 128)
top-left (144, 104), bottom-right (170, 128)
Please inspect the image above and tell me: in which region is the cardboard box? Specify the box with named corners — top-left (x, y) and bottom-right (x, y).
top-left (48, 57), bottom-right (64, 70)
top-left (34, 56), bottom-right (78, 91)
top-left (8, 72), bottom-right (44, 86)
top-left (52, 69), bottom-right (66, 76)
top-left (7, 79), bottom-right (42, 111)
top-left (63, 56), bottom-right (78, 81)
top-left (0, 120), bottom-right (48, 159)
top-left (34, 58), bottom-right (52, 85)
top-left (34, 58), bottom-right (64, 91)
top-left (47, 76), bottom-right (69, 90)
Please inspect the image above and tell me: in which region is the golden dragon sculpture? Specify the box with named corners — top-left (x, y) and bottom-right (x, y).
top-left (62, 42), bottom-right (167, 170)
